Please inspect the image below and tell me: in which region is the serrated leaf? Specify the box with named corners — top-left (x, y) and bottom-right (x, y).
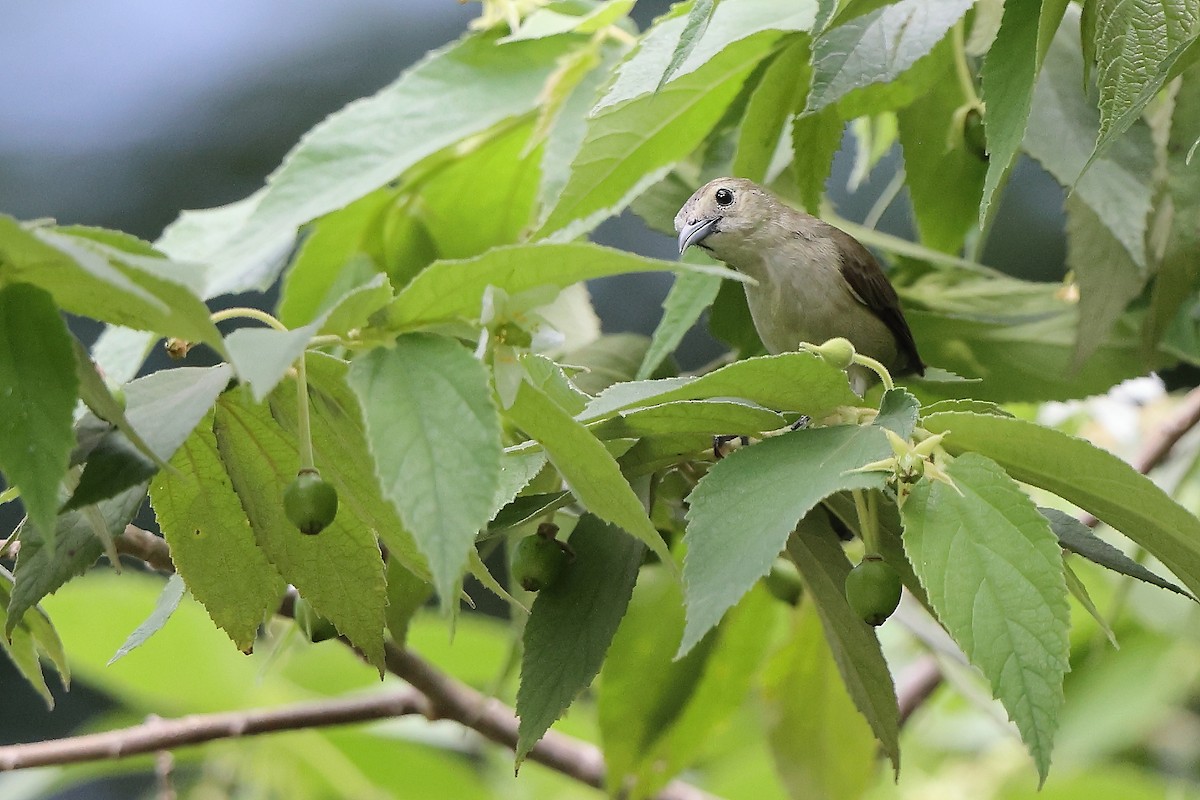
top-left (791, 108), bottom-right (845, 216)
top-left (762, 599), bottom-right (879, 800)
top-left (1040, 507), bottom-right (1192, 599)
top-left (636, 271), bottom-right (722, 380)
top-left (158, 32), bottom-right (576, 295)
top-left (506, 379), bottom-right (674, 568)
top-left (0, 283), bottom-right (79, 548)
top-left (387, 242), bottom-right (741, 330)
top-left (384, 556), bottom-right (432, 646)
top-left (657, 0), bottom-right (718, 89)
top-left (150, 412), bottom-right (286, 652)
top-left (71, 337), bottom-right (164, 470)
top-left (978, 0), bottom-right (1069, 225)
top-left (1025, 13), bottom-right (1155, 266)
top-left (347, 335), bottom-right (500, 604)
top-left (537, 31), bottom-right (788, 240)
top-left (583, 351), bottom-right (860, 421)
top-left (922, 410), bottom-right (1200, 600)
top-left (214, 388), bottom-right (386, 671)
top-left (516, 514), bottom-right (643, 763)
top-left (733, 37), bottom-right (810, 182)
top-left (1064, 194), bottom-right (1146, 369)
top-left (902, 453), bottom-right (1069, 782)
top-left (8, 484), bottom-right (147, 637)
top-left (225, 323), bottom-right (318, 403)
top-left (108, 573), bottom-right (186, 665)
top-left (1089, 0), bottom-right (1200, 171)
top-left (592, 399), bottom-right (785, 440)
top-left (273, 353), bottom-right (431, 582)
top-left (786, 507), bottom-right (901, 772)
top-left (807, 0), bottom-right (973, 113)
top-left (678, 404), bottom-right (915, 657)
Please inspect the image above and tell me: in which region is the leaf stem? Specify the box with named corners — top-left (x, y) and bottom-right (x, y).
top-left (209, 307), bottom-right (288, 332)
top-left (854, 354), bottom-right (894, 390)
top-left (952, 21), bottom-right (979, 107)
top-left (852, 489), bottom-right (879, 553)
top-left (863, 167), bottom-right (907, 231)
top-left (295, 355), bottom-right (315, 471)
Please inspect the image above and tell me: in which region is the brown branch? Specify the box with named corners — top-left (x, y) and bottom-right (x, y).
top-left (116, 525), bottom-right (175, 573)
top-left (900, 384), bottom-right (1200, 727)
top-left (0, 689), bottom-right (429, 770)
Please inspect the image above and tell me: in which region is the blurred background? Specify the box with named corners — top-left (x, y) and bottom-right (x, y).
top-left (0, 1), bottom-right (1076, 797)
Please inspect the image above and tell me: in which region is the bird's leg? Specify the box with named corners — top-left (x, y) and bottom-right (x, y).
top-left (712, 434), bottom-right (750, 460)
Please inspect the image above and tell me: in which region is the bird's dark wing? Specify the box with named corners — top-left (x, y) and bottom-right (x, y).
top-left (827, 225), bottom-right (925, 376)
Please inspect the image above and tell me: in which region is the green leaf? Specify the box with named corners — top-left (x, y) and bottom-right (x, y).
top-left (583, 351), bottom-right (860, 421)
top-left (347, 335), bottom-right (500, 604)
top-left (922, 410), bottom-right (1200, 601)
top-left (708, 276), bottom-right (768, 356)
top-left (387, 242), bottom-right (741, 330)
top-left (506, 379), bottom-right (674, 568)
top-left (791, 106), bottom-right (845, 216)
top-left (274, 353), bottom-right (431, 582)
top-left (762, 600), bottom-right (879, 800)
top-left (315, 273), bottom-right (392, 338)
top-left (592, 399), bottom-right (785, 440)
top-left (678, 404), bottom-right (915, 656)
top-left (902, 453), bottom-right (1069, 782)
top-left (516, 514), bottom-right (643, 764)
top-left (732, 37), bottom-right (810, 182)
top-left (657, 0), bottom-right (717, 89)
top-left (786, 507), bottom-right (901, 771)
top-left (0, 565), bottom-right (69, 708)
top-left (1024, 14), bottom-right (1155, 266)
top-left (537, 30), bottom-right (789, 239)
top-left (1144, 67), bottom-right (1200, 352)
top-left (807, 0), bottom-right (973, 113)
top-left (503, 0), bottom-right (637, 41)
top-left (8, 484), bottom-right (148, 637)
top-left (71, 337), bottom-right (165, 470)
top-left (1040, 507), bottom-right (1191, 599)
top-left (225, 323), bottom-right (318, 403)
top-left (384, 556), bottom-right (432, 646)
top-left (978, 0), bottom-right (1069, 225)
top-left (897, 60), bottom-right (987, 253)
top-left (1064, 193), bottom-right (1146, 369)
top-left (636, 271), bottom-right (722, 380)
top-left (159, 32), bottom-right (576, 293)
top-left (0, 283), bottom-right (78, 549)
top-left (150, 412), bottom-right (286, 652)
top-left (214, 388), bottom-right (387, 671)
top-left (108, 573), bottom-right (186, 665)
top-left (1089, 0), bottom-right (1200, 171)
top-left (599, 566), bottom-right (714, 794)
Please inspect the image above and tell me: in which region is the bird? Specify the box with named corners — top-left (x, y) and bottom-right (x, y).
top-left (675, 177), bottom-right (924, 395)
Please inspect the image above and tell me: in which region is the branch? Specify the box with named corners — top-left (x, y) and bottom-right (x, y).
top-left (900, 384), bottom-right (1200, 726)
top-left (116, 525), bottom-right (175, 573)
top-left (0, 690), bottom-right (429, 770)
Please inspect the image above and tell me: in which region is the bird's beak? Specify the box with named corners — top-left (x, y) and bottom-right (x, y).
top-left (677, 217), bottom-right (718, 254)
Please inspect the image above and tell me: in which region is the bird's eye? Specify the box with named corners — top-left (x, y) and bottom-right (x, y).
top-left (714, 188), bottom-right (734, 206)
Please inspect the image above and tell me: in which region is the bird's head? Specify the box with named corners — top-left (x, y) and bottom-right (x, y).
top-left (674, 177), bottom-right (776, 258)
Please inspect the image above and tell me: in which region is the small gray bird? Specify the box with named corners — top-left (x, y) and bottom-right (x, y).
top-left (675, 177), bottom-right (924, 394)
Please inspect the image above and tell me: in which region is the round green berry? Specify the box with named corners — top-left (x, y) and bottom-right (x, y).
top-left (844, 555), bottom-right (902, 626)
top-left (816, 337), bottom-right (856, 370)
top-left (284, 469), bottom-right (338, 535)
top-left (294, 597), bottom-right (339, 642)
top-left (512, 534), bottom-right (569, 592)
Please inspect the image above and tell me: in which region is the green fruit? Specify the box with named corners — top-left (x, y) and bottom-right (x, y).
top-left (284, 469), bottom-right (339, 535)
top-left (963, 107), bottom-right (988, 161)
top-left (844, 555), bottom-right (902, 626)
top-left (294, 597), bottom-right (339, 642)
top-left (816, 337), bottom-right (856, 370)
top-left (763, 558), bottom-right (803, 605)
top-left (512, 533), bottom-right (569, 592)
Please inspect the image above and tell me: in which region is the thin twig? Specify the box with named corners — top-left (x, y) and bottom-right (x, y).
top-left (116, 525), bottom-right (175, 573)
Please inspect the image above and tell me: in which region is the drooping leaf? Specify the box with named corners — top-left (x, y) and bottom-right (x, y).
top-left (107, 574), bottom-right (187, 665)
top-left (0, 283), bottom-right (78, 548)
top-left (347, 335), bottom-right (500, 604)
top-left (791, 106), bottom-right (845, 215)
top-left (0, 565), bottom-right (69, 708)
top-left (214, 388), bottom-right (387, 671)
top-left (807, 0), bottom-right (974, 113)
top-left (157, 32), bottom-right (577, 296)
top-left (1024, 13), bottom-right (1155, 267)
top-left (678, 401), bottom-right (916, 656)
top-left (516, 515), bottom-right (643, 764)
top-left (786, 507), bottom-right (901, 772)
top-left (762, 599), bottom-right (879, 800)
top-left (224, 323), bottom-right (319, 403)
top-left (1040, 507), bottom-right (1192, 599)
top-left (978, 0), bottom-right (1069, 225)
top-left (732, 37), bottom-right (811, 182)
top-left (591, 399), bottom-right (785, 440)
top-left (387, 242), bottom-right (741, 331)
top-left (506, 379), bottom-right (675, 568)
top-left (384, 556), bottom-right (432, 647)
top-left (902, 453), bottom-right (1069, 782)
top-left (150, 412), bottom-right (286, 652)
top-left (1088, 0), bottom-right (1200, 172)
top-left (636, 271), bottom-right (722, 380)
top-left (503, 0), bottom-right (637, 42)
top-left (656, 0), bottom-right (718, 89)
top-left (922, 410), bottom-right (1200, 601)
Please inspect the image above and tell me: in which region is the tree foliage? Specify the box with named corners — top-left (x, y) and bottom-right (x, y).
top-left (2, 0), bottom-right (1200, 797)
